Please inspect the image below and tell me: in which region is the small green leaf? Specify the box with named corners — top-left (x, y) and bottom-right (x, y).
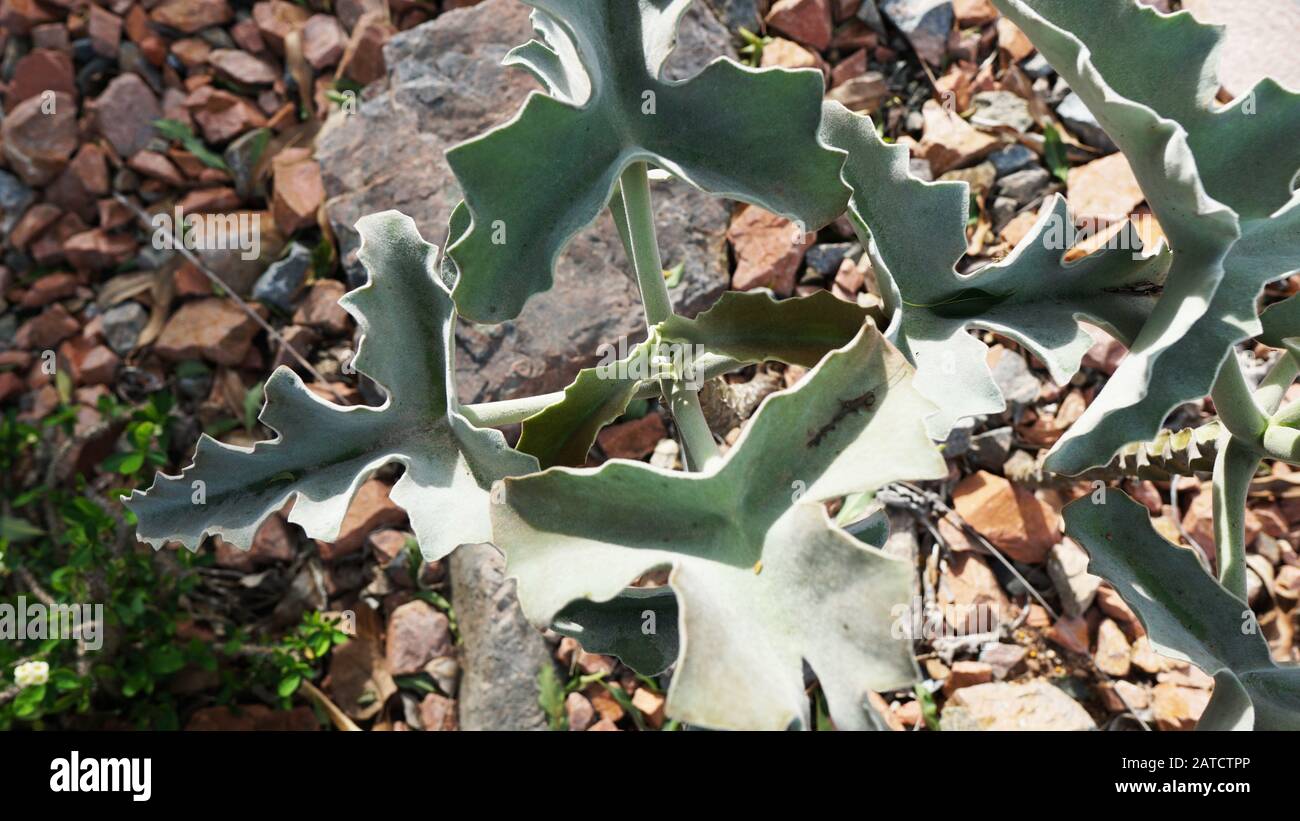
top-left (277, 673), bottom-right (303, 698)
top-left (1043, 124), bottom-right (1070, 184)
top-left (153, 118), bottom-right (229, 172)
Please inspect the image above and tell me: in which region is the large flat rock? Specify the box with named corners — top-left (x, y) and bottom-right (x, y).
top-left (318, 0), bottom-right (732, 403)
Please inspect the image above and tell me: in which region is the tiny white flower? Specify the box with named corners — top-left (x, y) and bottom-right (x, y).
top-left (13, 660), bottom-right (49, 688)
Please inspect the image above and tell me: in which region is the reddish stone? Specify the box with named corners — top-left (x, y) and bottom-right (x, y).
top-left (337, 10), bottom-right (395, 85)
top-left (253, 0), bottom-right (310, 54)
top-left (0, 0), bottom-right (56, 35)
top-left (150, 0), bottom-right (233, 34)
top-left (170, 36), bottom-right (212, 67)
top-left (766, 0), bottom-right (833, 52)
top-left (418, 693), bottom-right (458, 731)
top-left (30, 22), bottom-right (70, 51)
top-left (302, 13), bottom-right (346, 70)
top-left (596, 413), bottom-right (668, 460)
top-left (19, 272), bottom-right (79, 309)
top-left (16, 304), bottom-right (80, 350)
top-left (154, 298), bottom-right (263, 366)
top-left (187, 86), bottom-right (269, 143)
top-left (10, 204), bottom-right (62, 251)
top-left (317, 478), bottom-right (407, 559)
top-left (87, 4), bottom-right (122, 58)
top-left (215, 514), bottom-right (296, 570)
top-left (272, 148), bottom-right (325, 235)
top-left (726, 203), bottom-right (813, 296)
top-left (1, 92), bottom-right (78, 186)
top-left (127, 150), bottom-right (187, 187)
top-left (385, 600), bottom-right (452, 675)
top-left (5, 49), bottom-right (76, 109)
top-left (952, 471), bottom-right (1060, 564)
top-left (0, 371), bottom-right (24, 404)
top-left (97, 199), bottom-right (134, 232)
top-left (44, 144), bottom-right (111, 225)
top-left (30, 212), bottom-right (88, 268)
top-left (208, 48), bottom-right (278, 85)
top-left (91, 73), bottom-right (161, 157)
top-left (292, 280), bottom-right (350, 335)
top-left (60, 338), bottom-right (120, 385)
top-left (179, 187), bottom-right (242, 214)
top-left (63, 230), bottom-right (137, 273)
top-left (231, 18), bottom-right (267, 53)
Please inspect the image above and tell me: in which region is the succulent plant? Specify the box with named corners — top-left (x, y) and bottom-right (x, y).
top-left (129, 0), bottom-right (1300, 730)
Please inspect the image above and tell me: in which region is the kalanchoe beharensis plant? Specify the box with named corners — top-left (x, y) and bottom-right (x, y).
top-left (127, 0), bottom-right (1300, 730)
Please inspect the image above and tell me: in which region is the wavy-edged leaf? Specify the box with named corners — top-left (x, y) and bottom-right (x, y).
top-left (494, 324), bottom-right (947, 730)
top-left (521, 290), bottom-right (874, 469)
top-left (819, 101), bottom-right (1169, 439)
top-left (126, 212), bottom-right (538, 560)
top-left (1260, 293), bottom-right (1300, 349)
top-left (516, 340), bottom-right (650, 469)
top-left (992, 0), bottom-right (1300, 474)
top-left (552, 587), bottom-right (679, 676)
top-left (447, 0), bottom-right (850, 322)
top-left (657, 289), bottom-right (877, 368)
top-left (1065, 489), bottom-right (1300, 730)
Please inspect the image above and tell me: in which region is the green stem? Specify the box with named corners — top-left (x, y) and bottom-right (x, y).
top-left (459, 393), bottom-right (565, 428)
top-left (1210, 356), bottom-right (1268, 448)
top-left (618, 163), bottom-right (675, 328)
top-left (1256, 350), bottom-right (1299, 415)
top-left (667, 384), bottom-right (718, 471)
top-left (617, 161), bottom-right (720, 469)
top-left (1212, 437), bottom-right (1258, 602)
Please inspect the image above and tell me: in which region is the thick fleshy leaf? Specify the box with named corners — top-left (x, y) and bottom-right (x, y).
top-left (1259, 294), bottom-right (1300, 348)
top-left (552, 587), bottom-right (680, 676)
top-left (516, 340), bottom-right (651, 469)
top-left (494, 325), bottom-right (948, 730)
top-left (521, 290), bottom-right (874, 469)
top-left (992, 0), bottom-right (1300, 474)
top-left (446, 0), bottom-right (850, 322)
top-left (819, 101), bottom-right (1169, 438)
top-left (1065, 489), bottom-right (1300, 730)
top-left (126, 212), bottom-right (538, 560)
top-left (657, 289), bottom-right (877, 368)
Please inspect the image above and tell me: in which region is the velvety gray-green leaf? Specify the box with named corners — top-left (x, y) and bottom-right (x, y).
top-left (494, 325), bottom-right (947, 730)
top-left (516, 341), bottom-right (649, 469)
top-left (522, 290), bottom-right (878, 469)
top-left (992, 0), bottom-right (1300, 474)
top-left (1064, 488), bottom-right (1300, 730)
top-left (657, 289), bottom-right (878, 368)
top-left (819, 99), bottom-right (1168, 439)
top-left (447, 0), bottom-right (850, 323)
top-left (126, 212), bottom-right (537, 561)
